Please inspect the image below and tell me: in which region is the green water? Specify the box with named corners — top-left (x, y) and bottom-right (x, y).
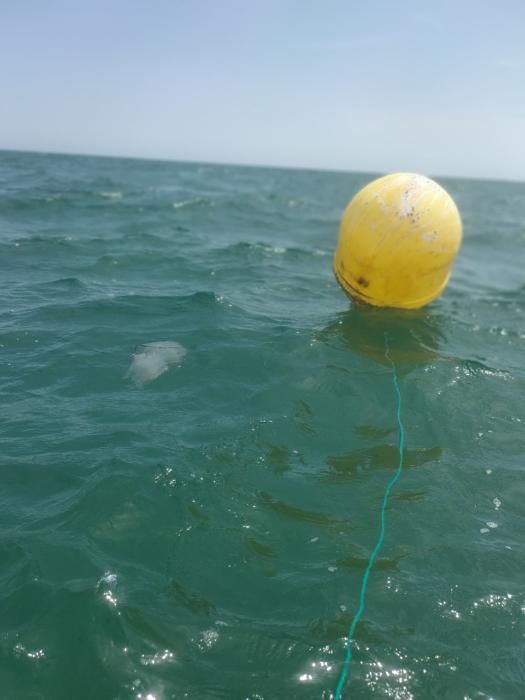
top-left (1, 150), bottom-right (524, 699)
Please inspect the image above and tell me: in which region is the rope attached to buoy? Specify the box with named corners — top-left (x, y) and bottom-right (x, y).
top-left (334, 332), bottom-right (406, 699)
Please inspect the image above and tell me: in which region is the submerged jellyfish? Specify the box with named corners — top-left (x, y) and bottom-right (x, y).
top-left (126, 341), bottom-right (187, 385)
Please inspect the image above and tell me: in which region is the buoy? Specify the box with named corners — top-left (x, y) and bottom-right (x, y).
top-left (334, 173), bottom-right (462, 309)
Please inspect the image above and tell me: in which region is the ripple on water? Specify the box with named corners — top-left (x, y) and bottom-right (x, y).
top-left (1, 151), bottom-right (525, 698)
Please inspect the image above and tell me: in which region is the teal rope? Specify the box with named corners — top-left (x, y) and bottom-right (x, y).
top-left (334, 332), bottom-right (406, 699)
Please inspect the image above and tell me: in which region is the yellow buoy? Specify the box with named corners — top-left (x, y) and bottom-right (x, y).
top-left (334, 173), bottom-right (462, 309)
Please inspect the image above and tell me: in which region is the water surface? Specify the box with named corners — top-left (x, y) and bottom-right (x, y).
top-left (1, 150), bottom-right (524, 699)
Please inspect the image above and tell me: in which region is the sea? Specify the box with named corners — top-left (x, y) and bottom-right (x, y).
top-left (1, 149), bottom-right (524, 699)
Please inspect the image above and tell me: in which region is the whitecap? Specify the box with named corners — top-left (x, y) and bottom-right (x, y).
top-left (172, 197), bottom-right (202, 209)
top-left (126, 341), bottom-right (187, 385)
top-left (99, 191), bottom-right (123, 199)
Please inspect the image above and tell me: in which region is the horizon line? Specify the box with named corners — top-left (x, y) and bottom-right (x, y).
top-left (1, 146), bottom-right (523, 186)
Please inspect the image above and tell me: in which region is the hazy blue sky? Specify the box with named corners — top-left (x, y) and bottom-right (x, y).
top-left (1, 1), bottom-right (524, 180)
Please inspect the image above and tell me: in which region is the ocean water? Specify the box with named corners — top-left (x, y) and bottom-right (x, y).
top-left (1, 149), bottom-right (524, 700)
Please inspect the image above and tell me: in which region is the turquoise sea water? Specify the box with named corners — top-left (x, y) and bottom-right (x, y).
top-left (1, 150), bottom-right (524, 699)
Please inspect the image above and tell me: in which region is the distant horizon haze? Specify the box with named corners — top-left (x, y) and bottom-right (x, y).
top-left (1, 1), bottom-right (524, 181)
top-left (1, 146), bottom-right (523, 185)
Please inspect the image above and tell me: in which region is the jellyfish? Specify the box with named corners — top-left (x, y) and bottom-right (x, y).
top-left (126, 341), bottom-right (187, 385)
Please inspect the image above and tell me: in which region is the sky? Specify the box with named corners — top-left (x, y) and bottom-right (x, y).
top-left (1, 0), bottom-right (524, 180)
